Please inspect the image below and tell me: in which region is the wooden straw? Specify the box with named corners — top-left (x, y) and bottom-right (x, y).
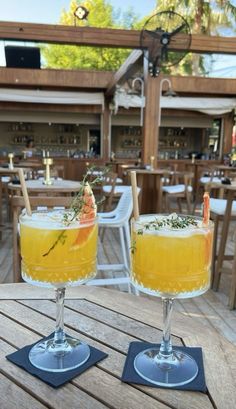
top-left (203, 191), bottom-right (210, 225)
top-left (130, 171), bottom-right (140, 221)
top-left (18, 168), bottom-right (32, 216)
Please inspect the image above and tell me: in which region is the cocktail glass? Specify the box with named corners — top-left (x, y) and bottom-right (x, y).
top-left (20, 209), bottom-right (98, 372)
top-left (131, 214), bottom-right (213, 387)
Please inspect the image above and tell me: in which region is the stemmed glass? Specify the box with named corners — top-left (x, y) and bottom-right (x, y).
top-left (20, 209), bottom-right (98, 372)
top-left (131, 214), bottom-right (213, 387)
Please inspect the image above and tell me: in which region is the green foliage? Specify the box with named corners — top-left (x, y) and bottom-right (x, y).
top-left (153, 0), bottom-right (236, 75)
top-left (41, 0), bottom-right (236, 75)
top-left (42, 0), bottom-right (134, 71)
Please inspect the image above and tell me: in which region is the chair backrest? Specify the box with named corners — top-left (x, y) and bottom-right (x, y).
top-left (50, 165), bottom-right (65, 180)
top-left (169, 171), bottom-right (193, 188)
top-left (198, 166), bottom-right (218, 180)
top-left (204, 182), bottom-right (235, 200)
top-left (113, 186), bottom-right (141, 222)
top-left (101, 171), bottom-right (118, 210)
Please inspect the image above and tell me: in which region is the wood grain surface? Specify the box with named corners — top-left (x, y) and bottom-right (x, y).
top-left (0, 284), bottom-right (235, 409)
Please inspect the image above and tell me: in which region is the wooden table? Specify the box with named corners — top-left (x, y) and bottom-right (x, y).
top-left (128, 169), bottom-right (170, 214)
top-left (0, 283), bottom-right (235, 409)
top-left (8, 179), bottom-right (81, 195)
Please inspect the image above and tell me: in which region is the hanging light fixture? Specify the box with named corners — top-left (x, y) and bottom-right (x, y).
top-left (130, 77), bottom-right (144, 127)
top-left (158, 78), bottom-right (177, 126)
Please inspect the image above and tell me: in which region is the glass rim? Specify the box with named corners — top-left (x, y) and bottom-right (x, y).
top-left (19, 208), bottom-right (98, 228)
top-left (131, 213), bottom-right (214, 230)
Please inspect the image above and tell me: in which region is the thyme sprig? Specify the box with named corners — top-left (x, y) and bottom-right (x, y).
top-left (43, 166), bottom-right (108, 257)
top-left (137, 214), bottom-right (198, 235)
top-left (63, 165), bottom-right (109, 226)
top-left (42, 230), bottom-right (67, 257)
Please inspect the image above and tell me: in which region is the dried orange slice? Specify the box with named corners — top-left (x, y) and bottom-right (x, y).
top-left (74, 182), bottom-right (97, 246)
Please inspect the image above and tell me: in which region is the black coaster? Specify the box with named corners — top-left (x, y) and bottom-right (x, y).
top-left (6, 333), bottom-right (108, 388)
top-left (121, 342), bottom-right (207, 392)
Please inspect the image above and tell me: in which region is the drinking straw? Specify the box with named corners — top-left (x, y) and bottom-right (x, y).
top-left (203, 191), bottom-right (210, 225)
top-left (18, 168), bottom-right (32, 216)
top-left (130, 171), bottom-right (140, 221)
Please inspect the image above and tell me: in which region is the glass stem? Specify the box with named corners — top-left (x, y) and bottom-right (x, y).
top-left (159, 297), bottom-right (174, 358)
top-left (53, 287), bottom-right (66, 347)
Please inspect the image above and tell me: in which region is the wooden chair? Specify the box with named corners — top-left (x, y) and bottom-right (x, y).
top-left (205, 182), bottom-right (236, 308)
top-left (162, 171), bottom-right (194, 214)
top-left (51, 165), bottom-right (65, 179)
top-left (93, 187), bottom-right (141, 294)
top-left (11, 195), bottom-right (73, 283)
top-left (100, 171), bottom-right (119, 211)
top-left (193, 166), bottom-right (222, 214)
top-left (0, 167), bottom-right (27, 236)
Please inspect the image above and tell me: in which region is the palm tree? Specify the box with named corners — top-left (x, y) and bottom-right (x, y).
top-left (152, 0), bottom-right (236, 75)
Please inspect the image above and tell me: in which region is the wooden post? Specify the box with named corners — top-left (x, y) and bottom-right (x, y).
top-left (222, 112), bottom-right (234, 155)
top-left (142, 57), bottom-right (160, 166)
top-left (102, 100), bottom-right (111, 162)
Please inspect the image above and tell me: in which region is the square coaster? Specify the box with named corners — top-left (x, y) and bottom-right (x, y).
top-left (121, 342), bottom-right (207, 392)
top-left (6, 333), bottom-right (108, 388)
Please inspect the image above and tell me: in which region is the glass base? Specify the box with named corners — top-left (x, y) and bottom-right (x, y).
top-left (134, 347), bottom-right (198, 387)
top-left (29, 336), bottom-right (90, 372)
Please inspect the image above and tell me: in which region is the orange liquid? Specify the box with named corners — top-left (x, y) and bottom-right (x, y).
top-left (131, 220), bottom-right (213, 297)
top-left (20, 213), bottom-right (98, 287)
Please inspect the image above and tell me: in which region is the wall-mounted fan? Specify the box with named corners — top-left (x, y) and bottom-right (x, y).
top-left (140, 11), bottom-right (191, 77)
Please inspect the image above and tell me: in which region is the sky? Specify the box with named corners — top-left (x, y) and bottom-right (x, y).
top-left (0, 0), bottom-right (156, 67)
top-left (0, 0), bottom-right (235, 77)
top-left (0, 0), bottom-right (156, 24)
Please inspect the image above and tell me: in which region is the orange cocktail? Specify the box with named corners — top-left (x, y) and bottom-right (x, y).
top-left (131, 214), bottom-right (213, 298)
top-left (20, 210), bottom-right (98, 287)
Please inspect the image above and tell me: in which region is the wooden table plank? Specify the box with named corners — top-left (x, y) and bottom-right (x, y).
top-left (0, 284), bottom-right (234, 409)
top-left (0, 301), bottom-right (213, 409)
top-left (186, 334), bottom-right (236, 409)
top-left (0, 340), bottom-right (108, 409)
top-left (0, 372), bottom-right (47, 409)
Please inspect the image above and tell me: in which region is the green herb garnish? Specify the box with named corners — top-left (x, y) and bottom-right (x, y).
top-left (136, 214), bottom-right (198, 235)
top-left (43, 166), bottom-right (108, 257)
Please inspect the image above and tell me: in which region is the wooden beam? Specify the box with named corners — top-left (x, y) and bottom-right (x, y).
top-left (0, 21), bottom-right (236, 54)
top-left (0, 67), bottom-right (235, 96)
top-left (106, 50), bottom-right (143, 96)
top-left (167, 76), bottom-right (236, 96)
top-left (0, 67), bottom-right (112, 89)
top-left (0, 102), bottom-right (102, 113)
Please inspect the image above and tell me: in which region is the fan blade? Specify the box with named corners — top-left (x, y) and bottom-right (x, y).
top-left (169, 23), bottom-right (186, 37)
top-left (144, 29), bottom-right (162, 39)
